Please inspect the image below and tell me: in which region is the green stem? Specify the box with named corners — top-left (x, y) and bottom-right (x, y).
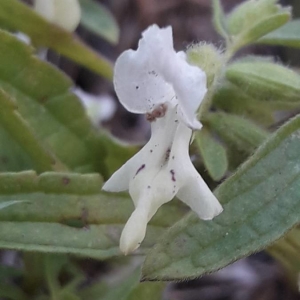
top-left (44, 255), bottom-right (62, 300)
top-left (22, 253), bottom-right (45, 295)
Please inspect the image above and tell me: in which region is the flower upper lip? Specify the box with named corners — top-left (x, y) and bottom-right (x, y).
top-left (113, 24), bottom-right (207, 130)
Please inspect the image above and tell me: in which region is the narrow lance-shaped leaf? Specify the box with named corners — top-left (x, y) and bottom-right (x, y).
top-left (0, 0), bottom-right (113, 79)
top-left (226, 61), bottom-right (300, 103)
top-left (79, 0), bottom-right (119, 44)
top-left (212, 0), bottom-right (228, 39)
top-left (0, 171), bottom-right (186, 259)
top-left (235, 13), bottom-right (290, 49)
top-left (205, 112), bottom-right (269, 154)
top-left (226, 0), bottom-right (291, 50)
top-left (142, 113), bottom-right (300, 281)
top-left (0, 88), bottom-right (66, 173)
top-left (195, 127), bottom-right (228, 181)
top-left (258, 19), bottom-right (300, 48)
top-left (0, 124), bottom-right (34, 172)
top-left (212, 83), bottom-right (274, 127)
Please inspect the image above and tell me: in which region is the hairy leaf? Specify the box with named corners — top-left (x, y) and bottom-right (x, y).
top-left (195, 127), bottom-right (228, 181)
top-left (258, 20), bottom-right (300, 48)
top-left (205, 112), bottom-right (269, 154)
top-left (213, 83), bottom-right (274, 127)
top-left (212, 0), bottom-right (228, 39)
top-left (226, 0), bottom-right (290, 49)
top-left (226, 61), bottom-right (300, 103)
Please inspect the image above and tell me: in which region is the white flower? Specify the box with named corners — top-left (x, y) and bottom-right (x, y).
top-left (102, 25), bottom-right (223, 254)
top-left (34, 0), bottom-right (81, 32)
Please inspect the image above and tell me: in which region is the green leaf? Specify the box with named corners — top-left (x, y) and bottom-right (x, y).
top-left (0, 29), bottom-right (109, 174)
top-left (226, 61), bottom-right (300, 103)
top-left (0, 88), bottom-right (65, 172)
top-left (142, 113), bottom-right (300, 281)
top-left (226, 0), bottom-right (291, 49)
top-left (101, 134), bottom-right (138, 177)
top-left (0, 125), bottom-right (34, 172)
top-left (212, 0), bottom-right (228, 39)
top-left (0, 171), bottom-right (185, 259)
top-left (0, 0), bottom-right (113, 79)
top-left (213, 83), bottom-right (274, 127)
top-left (205, 112), bottom-right (269, 154)
top-left (204, 112), bottom-right (269, 170)
top-left (235, 13), bottom-right (290, 49)
top-left (79, 0), bottom-right (119, 44)
top-left (195, 127), bottom-right (228, 181)
top-left (258, 20), bottom-right (300, 48)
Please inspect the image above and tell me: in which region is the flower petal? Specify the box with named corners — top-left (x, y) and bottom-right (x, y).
top-left (176, 174), bottom-right (223, 220)
top-left (102, 104), bottom-right (178, 192)
top-left (162, 51), bottom-right (206, 130)
top-left (114, 26), bottom-right (176, 114)
top-left (114, 25), bottom-right (206, 129)
top-left (167, 122), bottom-right (222, 219)
top-left (101, 158), bottom-right (134, 192)
top-left (120, 207), bottom-right (148, 254)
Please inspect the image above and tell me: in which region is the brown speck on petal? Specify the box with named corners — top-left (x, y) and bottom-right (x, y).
top-left (146, 103), bottom-right (167, 122)
top-left (135, 164), bottom-right (146, 176)
top-left (170, 169), bottom-right (176, 182)
top-left (165, 148), bottom-right (171, 161)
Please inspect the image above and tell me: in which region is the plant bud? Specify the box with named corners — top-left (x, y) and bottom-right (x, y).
top-left (186, 43), bottom-right (223, 87)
